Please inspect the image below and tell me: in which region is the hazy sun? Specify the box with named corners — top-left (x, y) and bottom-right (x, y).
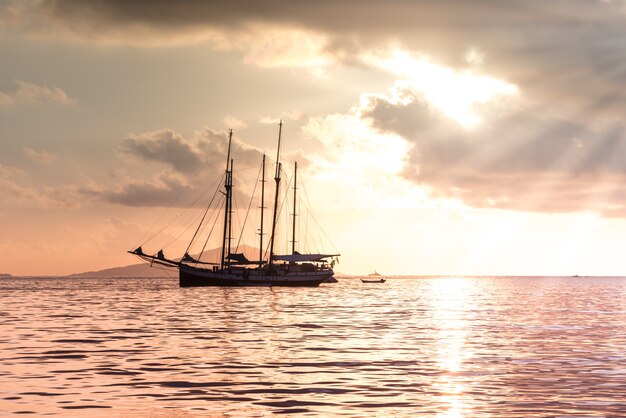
top-left (363, 48), bottom-right (518, 128)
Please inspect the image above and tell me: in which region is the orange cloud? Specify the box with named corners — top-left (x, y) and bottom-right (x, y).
top-left (23, 147), bottom-right (57, 164)
top-left (0, 80), bottom-right (74, 108)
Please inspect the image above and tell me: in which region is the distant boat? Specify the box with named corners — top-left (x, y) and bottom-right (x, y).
top-left (129, 122), bottom-right (339, 287)
top-left (361, 278), bottom-right (385, 283)
top-left (362, 270), bottom-right (384, 282)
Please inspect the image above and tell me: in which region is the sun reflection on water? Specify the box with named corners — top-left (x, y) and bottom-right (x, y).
top-left (427, 277), bottom-right (476, 417)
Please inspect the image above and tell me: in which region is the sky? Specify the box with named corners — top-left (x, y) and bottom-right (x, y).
top-left (2, 0), bottom-right (626, 276)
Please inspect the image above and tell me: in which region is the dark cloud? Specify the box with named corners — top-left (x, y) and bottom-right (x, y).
top-left (5, 0), bottom-right (625, 120)
top-left (120, 129), bottom-right (206, 174)
top-left (195, 128), bottom-right (261, 171)
top-left (120, 127), bottom-right (262, 174)
top-left (81, 172), bottom-right (193, 207)
top-left (27, 1), bottom-right (619, 36)
top-left (361, 86), bottom-right (626, 216)
top-left (89, 127), bottom-right (264, 207)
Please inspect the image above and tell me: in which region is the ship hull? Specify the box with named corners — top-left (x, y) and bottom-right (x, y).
top-left (179, 265), bottom-right (334, 287)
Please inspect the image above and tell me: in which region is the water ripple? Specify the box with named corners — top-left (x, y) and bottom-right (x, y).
top-left (1, 276), bottom-right (626, 416)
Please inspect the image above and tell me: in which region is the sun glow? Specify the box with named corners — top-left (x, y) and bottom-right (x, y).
top-left (363, 49), bottom-right (519, 128)
top-left (303, 113), bottom-right (429, 210)
top-left (428, 278), bottom-right (476, 417)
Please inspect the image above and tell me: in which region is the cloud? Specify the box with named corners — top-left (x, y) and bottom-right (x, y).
top-left (259, 110), bottom-right (307, 125)
top-left (230, 26), bottom-right (332, 77)
top-left (23, 147), bottom-right (57, 164)
top-left (120, 129), bottom-right (206, 174)
top-left (361, 50), bottom-right (519, 128)
top-left (0, 124), bottom-right (268, 212)
top-left (357, 81), bottom-right (626, 217)
top-left (8, 0), bottom-right (614, 40)
top-left (119, 127), bottom-right (263, 175)
top-left (0, 80), bottom-right (75, 108)
top-left (88, 127), bottom-right (265, 207)
top-left (81, 172), bottom-right (194, 207)
top-left (222, 115), bottom-right (247, 130)
top-left (0, 163), bottom-right (81, 209)
top-left (6, 0), bottom-right (626, 216)
top-left (4, 0), bottom-right (626, 118)
top-left (0, 163), bottom-right (25, 178)
top-left (94, 216), bottom-right (152, 252)
top-left (1, 1), bottom-right (334, 76)
top-left (301, 111), bottom-right (428, 210)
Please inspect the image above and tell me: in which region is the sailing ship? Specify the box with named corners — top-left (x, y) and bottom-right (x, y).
top-left (128, 122), bottom-right (339, 287)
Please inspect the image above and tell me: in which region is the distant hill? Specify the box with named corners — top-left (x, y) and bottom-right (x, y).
top-left (69, 263), bottom-right (176, 278)
top-left (70, 245), bottom-right (263, 278)
top-left (0, 273), bottom-right (12, 278)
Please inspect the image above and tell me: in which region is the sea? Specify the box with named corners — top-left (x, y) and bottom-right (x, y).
top-left (1, 276), bottom-right (626, 417)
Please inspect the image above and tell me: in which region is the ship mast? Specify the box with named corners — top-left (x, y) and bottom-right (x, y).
top-left (268, 121), bottom-right (282, 270)
top-left (228, 158), bottom-right (234, 266)
top-left (258, 154), bottom-right (266, 268)
top-left (220, 129), bottom-right (233, 269)
top-left (291, 161), bottom-right (297, 254)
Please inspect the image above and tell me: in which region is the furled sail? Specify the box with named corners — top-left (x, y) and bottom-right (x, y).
top-left (273, 252), bottom-right (340, 263)
top-left (182, 253), bottom-right (218, 265)
top-left (226, 253), bottom-right (265, 265)
top-left (226, 253), bottom-right (250, 264)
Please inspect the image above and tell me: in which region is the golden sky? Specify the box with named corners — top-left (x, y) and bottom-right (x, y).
top-left (2, 0), bottom-right (626, 276)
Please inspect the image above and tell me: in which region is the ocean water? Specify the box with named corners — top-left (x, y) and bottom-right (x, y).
top-left (1, 276), bottom-right (626, 417)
